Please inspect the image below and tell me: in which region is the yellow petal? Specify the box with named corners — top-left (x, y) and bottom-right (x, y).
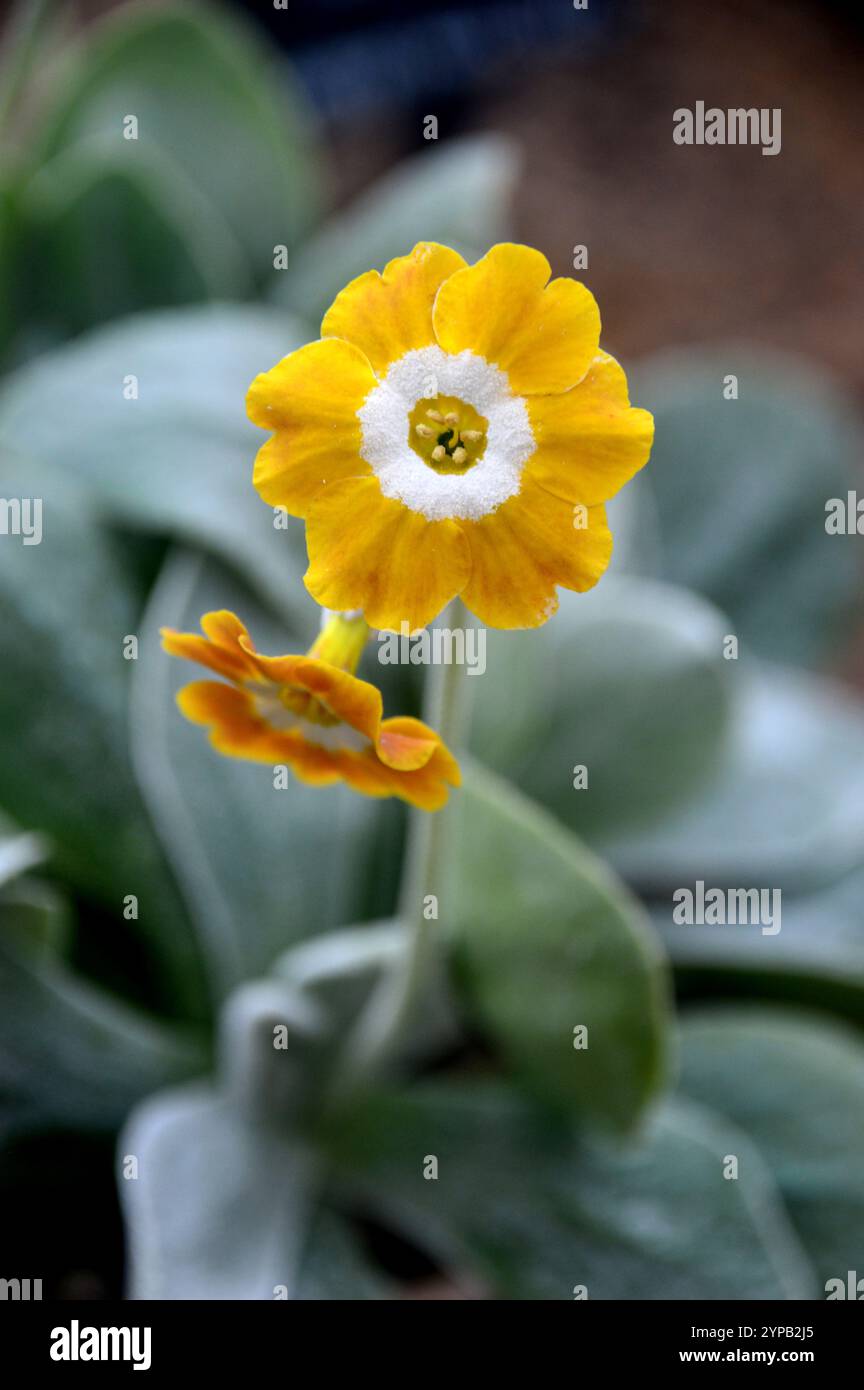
top-left (321, 242), bottom-right (467, 378)
top-left (200, 610), bottom-right (253, 650)
top-left (460, 480), bottom-right (612, 629)
top-left (177, 679), bottom-right (341, 775)
top-left (175, 679), bottom-right (458, 809)
top-left (248, 337), bottom-right (376, 515)
top-left (377, 715), bottom-right (439, 771)
top-left (162, 611), bottom-right (256, 682)
top-left (304, 476), bottom-right (470, 632)
top-left (525, 352), bottom-right (654, 505)
top-left (339, 742), bottom-right (460, 811)
top-left (176, 681), bottom-right (274, 760)
top-left (291, 658), bottom-right (383, 742)
top-left (279, 739), bottom-right (350, 788)
top-left (433, 243), bottom-right (600, 395)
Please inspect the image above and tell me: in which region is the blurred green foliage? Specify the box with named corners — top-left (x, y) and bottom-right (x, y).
top-left (1, 0), bottom-right (863, 1299)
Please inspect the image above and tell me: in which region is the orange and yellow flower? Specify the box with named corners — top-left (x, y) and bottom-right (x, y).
top-left (248, 241), bottom-right (653, 632)
top-left (161, 610), bottom-right (460, 811)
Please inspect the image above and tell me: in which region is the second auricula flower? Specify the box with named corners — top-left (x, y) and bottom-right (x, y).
top-left (161, 610), bottom-right (460, 810)
top-left (248, 241), bottom-right (653, 632)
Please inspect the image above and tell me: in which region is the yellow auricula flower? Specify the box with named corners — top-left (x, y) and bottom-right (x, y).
top-left (162, 611), bottom-right (460, 811)
top-left (248, 242), bottom-right (653, 632)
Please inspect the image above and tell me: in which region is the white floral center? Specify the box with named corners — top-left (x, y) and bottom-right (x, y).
top-left (357, 345), bottom-right (535, 522)
top-left (251, 689), bottom-right (371, 753)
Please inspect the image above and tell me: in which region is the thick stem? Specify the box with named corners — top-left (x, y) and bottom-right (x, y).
top-left (307, 611), bottom-right (369, 671)
top-left (329, 600), bottom-right (472, 1101)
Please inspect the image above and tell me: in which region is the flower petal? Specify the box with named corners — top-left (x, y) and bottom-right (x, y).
top-left (177, 679), bottom-right (344, 777)
top-left (460, 480), bottom-right (612, 628)
top-left (304, 476), bottom-right (471, 632)
top-left (236, 644), bottom-right (303, 687)
top-left (525, 352), bottom-right (654, 505)
top-left (162, 611), bottom-right (256, 682)
top-left (290, 658), bottom-right (383, 741)
top-left (278, 738), bottom-right (348, 787)
top-left (176, 680), bottom-right (271, 758)
top-left (377, 715), bottom-right (439, 771)
top-left (200, 610), bottom-right (253, 650)
top-left (321, 242), bottom-right (467, 378)
top-left (169, 619), bottom-right (459, 810)
top-left (339, 742), bottom-right (460, 811)
top-left (248, 337), bottom-right (376, 516)
top-left (433, 243), bottom-right (600, 395)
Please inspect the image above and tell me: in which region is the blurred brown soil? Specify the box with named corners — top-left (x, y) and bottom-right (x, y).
top-left (329, 0), bottom-right (864, 394)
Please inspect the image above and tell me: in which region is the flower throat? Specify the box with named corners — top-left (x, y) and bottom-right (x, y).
top-left (407, 394), bottom-right (488, 475)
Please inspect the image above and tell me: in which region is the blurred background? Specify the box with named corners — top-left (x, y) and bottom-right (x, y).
top-left (0, 0), bottom-right (863, 1301)
top-left (262, 0), bottom-right (864, 386)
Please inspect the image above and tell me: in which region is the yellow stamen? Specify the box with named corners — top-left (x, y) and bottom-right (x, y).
top-left (279, 685), bottom-right (341, 726)
top-left (407, 394), bottom-right (489, 474)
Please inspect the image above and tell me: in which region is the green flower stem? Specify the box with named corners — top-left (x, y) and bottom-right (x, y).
top-left (328, 599), bottom-right (472, 1103)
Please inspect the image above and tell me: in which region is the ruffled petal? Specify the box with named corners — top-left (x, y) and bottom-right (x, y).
top-left (321, 242), bottom-right (467, 378)
top-left (377, 715), bottom-right (439, 771)
top-left (177, 679), bottom-right (346, 776)
top-left (525, 352), bottom-right (654, 505)
top-left (276, 737), bottom-right (348, 787)
top-left (460, 479), bottom-right (613, 628)
top-left (338, 741), bottom-right (460, 810)
top-left (433, 243), bottom-right (600, 395)
top-left (248, 337), bottom-right (376, 515)
top-left (162, 611), bottom-right (257, 682)
top-left (304, 476), bottom-right (471, 632)
top-left (236, 645), bottom-right (303, 688)
top-left (289, 658), bottom-right (383, 741)
top-left (176, 681), bottom-right (273, 759)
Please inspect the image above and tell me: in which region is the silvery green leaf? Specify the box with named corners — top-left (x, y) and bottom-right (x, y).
top-left (443, 762), bottom-right (669, 1131)
top-left (0, 831), bottom-right (47, 888)
top-left (274, 135), bottom-right (519, 321)
top-left (606, 663), bottom-right (864, 896)
top-left (650, 863), bottom-right (864, 1019)
top-left (473, 577), bottom-right (734, 841)
top-left (120, 1084), bottom-right (391, 1299)
top-left (327, 1081), bottom-right (816, 1300)
top-left (35, 3), bottom-right (321, 276)
top-left (0, 305), bottom-right (311, 623)
top-left (120, 1085), bottom-right (316, 1300)
top-left (633, 347), bottom-right (863, 668)
top-left (0, 899), bottom-right (204, 1132)
top-left (0, 455), bottom-right (202, 1012)
top-left (679, 1007), bottom-right (864, 1287)
top-left (20, 135), bottom-right (250, 336)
